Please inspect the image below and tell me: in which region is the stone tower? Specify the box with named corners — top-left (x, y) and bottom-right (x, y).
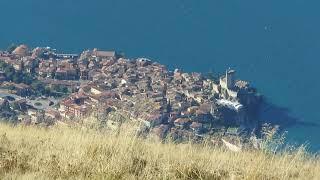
top-left (226, 69), bottom-right (236, 89)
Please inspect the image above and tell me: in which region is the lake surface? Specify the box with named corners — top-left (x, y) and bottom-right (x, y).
top-left (1, 0), bottom-right (319, 150)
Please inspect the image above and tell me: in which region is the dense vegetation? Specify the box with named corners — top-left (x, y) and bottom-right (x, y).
top-left (0, 120), bottom-right (318, 180)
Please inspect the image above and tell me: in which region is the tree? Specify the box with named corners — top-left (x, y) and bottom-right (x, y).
top-left (4, 66), bottom-right (15, 81)
top-left (0, 61), bottom-right (8, 70)
top-left (44, 86), bottom-right (52, 96)
top-left (53, 85), bottom-right (62, 92)
top-left (12, 74), bottom-right (21, 83)
top-left (22, 74), bottom-right (33, 85)
top-left (31, 81), bottom-right (45, 95)
top-left (12, 71), bottom-right (23, 83)
top-left (62, 87), bottom-right (69, 94)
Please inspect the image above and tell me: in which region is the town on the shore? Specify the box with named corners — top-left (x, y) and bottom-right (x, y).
top-left (0, 44), bottom-right (264, 144)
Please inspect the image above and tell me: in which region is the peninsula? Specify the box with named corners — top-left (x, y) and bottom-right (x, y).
top-left (0, 44), bottom-right (263, 147)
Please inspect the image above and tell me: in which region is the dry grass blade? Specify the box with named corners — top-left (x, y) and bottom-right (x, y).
top-left (0, 123), bottom-right (319, 180)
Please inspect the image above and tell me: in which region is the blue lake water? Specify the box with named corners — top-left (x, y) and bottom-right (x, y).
top-left (1, 0), bottom-right (319, 150)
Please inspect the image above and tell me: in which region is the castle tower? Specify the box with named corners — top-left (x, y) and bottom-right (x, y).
top-left (226, 69), bottom-right (236, 89)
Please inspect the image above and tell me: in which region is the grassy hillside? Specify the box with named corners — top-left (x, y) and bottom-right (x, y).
top-left (0, 122), bottom-right (319, 180)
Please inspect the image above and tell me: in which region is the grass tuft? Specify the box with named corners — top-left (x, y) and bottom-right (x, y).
top-left (0, 122), bottom-right (319, 179)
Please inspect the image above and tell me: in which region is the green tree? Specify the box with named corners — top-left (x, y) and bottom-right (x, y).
top-left (44, 86), bottom-right (52, 96)
top-left (53, 85), bottom-right (62, 92)
top-left (4, 66), bottom-right (15, 81)
top-left (0, 61), bottom-right (8, 70)
top-left (62, 87), bottom-right (69, 94)
top-left (22, 73), bottom-right (33, 85)
top-left (31, 81), bottom-right (45, 95)
top-left (12, 75), bottom-right (21, 83)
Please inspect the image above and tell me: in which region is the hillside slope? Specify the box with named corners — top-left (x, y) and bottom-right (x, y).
top-left (0, 123), bottom-right (319, 180)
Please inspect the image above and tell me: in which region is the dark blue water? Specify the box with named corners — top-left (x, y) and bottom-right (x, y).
top-left (1, 0), bottom-right (319, 150)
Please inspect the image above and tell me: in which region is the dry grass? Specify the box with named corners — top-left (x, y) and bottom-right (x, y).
top-left (0, 122), bottom-right (319, 180)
